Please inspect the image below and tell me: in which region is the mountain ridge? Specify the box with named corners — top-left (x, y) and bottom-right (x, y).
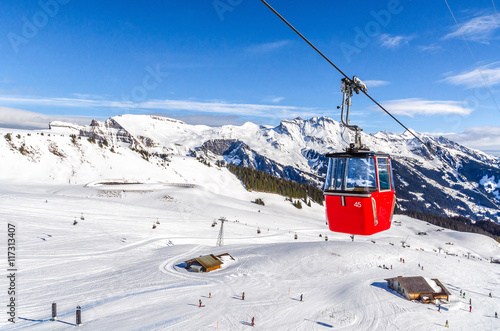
top-left (2, 114), bottom-right (499, 223)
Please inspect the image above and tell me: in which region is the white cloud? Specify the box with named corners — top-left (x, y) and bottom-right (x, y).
top-left (441, 126), bottom-right (500, 156)
top-left (443, 14), bottom-right (500, 42)
top-left (364, 80), bottom-right (390, 88)
top-left (270, 96), bottom-right (285, 103)
top-left (263, 96), bottom-right (285, 103)
top-left (418, 44), bottom-right (442, 52)
top-left (138, 99), bottom-right (315, 118)
top-left (167, 114), bottom-right (243, 127)
top-left (244, 40), bottom-right (290, 54)
top-left (379, 34), bottom-right (414, 49)
top-left (441, 63), bottom-right (500, 88)
top-left (0, 107), bottom-right (92, 129)
top-left (0, 95), bottom-right (321, 122)
top-left (380, 98), bottom-right (473, 117)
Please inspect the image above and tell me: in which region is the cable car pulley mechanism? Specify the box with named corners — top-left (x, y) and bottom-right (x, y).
top-left (338, 76), bottom-right (368, 152)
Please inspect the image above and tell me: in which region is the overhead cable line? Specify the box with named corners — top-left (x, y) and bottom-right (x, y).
top-left (493, 0), bottom-right (500, 25)
top-left (443, 0), bottom-right (500, 114)
top-left (259, 0), bottom-right (500, 210)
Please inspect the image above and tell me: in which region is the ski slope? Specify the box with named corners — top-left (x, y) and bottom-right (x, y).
top-left (1, 156), bottom-right (499, 330)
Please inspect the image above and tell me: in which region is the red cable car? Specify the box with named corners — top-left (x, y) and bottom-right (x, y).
top-left (323, 77), bottom-right (396, 235)
top-left (324, 151), bottom-right (395, 235)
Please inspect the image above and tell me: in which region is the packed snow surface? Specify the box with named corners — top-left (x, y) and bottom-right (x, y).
top-left (1, 155), bottom-right (499, 330)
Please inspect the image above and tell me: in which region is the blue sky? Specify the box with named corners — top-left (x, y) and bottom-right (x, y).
top-left (1, 0), bottom-right (500, 153)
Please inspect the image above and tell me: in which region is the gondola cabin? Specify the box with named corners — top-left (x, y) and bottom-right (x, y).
top-left (323, 151), bottom-right (395, 235)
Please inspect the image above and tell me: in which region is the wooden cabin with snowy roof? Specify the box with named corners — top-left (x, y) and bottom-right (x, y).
top-left (185, 253), bottom-right (234, 273)
top-left (385, 276), bottom-right (450, 303)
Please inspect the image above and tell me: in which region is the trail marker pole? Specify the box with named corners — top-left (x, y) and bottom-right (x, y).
top-left (76, 306), bottom-right (82, 326)
top-left (51, 303), bottom-right (57, 321)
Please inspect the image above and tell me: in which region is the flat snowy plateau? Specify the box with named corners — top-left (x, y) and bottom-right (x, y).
top-left (1, 155), bottom-right (499, 330)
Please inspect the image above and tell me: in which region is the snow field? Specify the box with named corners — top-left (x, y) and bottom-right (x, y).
top-left (0, 155), bottom-right (499, 330)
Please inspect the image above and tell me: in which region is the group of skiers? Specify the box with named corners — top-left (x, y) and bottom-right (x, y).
top-left (436, 287), bottom-right (498, 328)
top-left (197, 291), bottom-right (304, 326)
top-left (72, 213), bottom-right (85, 225)
top-left (152, 219), bottom-right (160, 229)
top-left (197, 286), bottom-right (496, 328)
top-left (198, 292), bottom-right (255, 326)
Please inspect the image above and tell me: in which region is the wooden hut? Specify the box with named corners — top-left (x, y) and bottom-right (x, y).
top-left (385, 276), bottom-right (451, 302)
top-left (185, 253), bottom-right (234, 273)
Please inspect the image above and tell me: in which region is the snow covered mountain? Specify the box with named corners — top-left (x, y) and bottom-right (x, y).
top-left (1, 114), bottom-right (499, 223)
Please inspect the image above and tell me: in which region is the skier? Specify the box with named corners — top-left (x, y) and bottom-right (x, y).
top-left (421, 266), bottom-right (424, 270)
top-left (460, 290), bottom-right (462, 296)
top-left (469, 298), bottom-right (471, 305)
top-left (438, 304), bottom-right (441, 312)
top-left (251, 317), bottom-right (255, 326)
top-left (242, 292), bottom-right (245, 300)
top-left (73, 220), bottom-right (78, 225)
top-left (463, 292), bottom-right (465, 298)
top-left (209, 292), bottom-right (211, 298)
top-left (199, 299), bottom-right (202, 307)
top-left (390, 265), bottom-right (392, 270)
top-left (300, 294), bottom-right (303, 302)
top-left (469, 305), bottom-right (472, 312)
top-left (489, 292), bottom-right (492, 298)
top-left (418, 263), bottom-right (420, 268)
top-left (445, 320), bottom-right (449, 328)
top-left (495, 312), bottom-right (497, 318)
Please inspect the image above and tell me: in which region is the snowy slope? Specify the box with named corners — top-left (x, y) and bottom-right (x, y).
top-left (0, 154), bottom-right (499, 330)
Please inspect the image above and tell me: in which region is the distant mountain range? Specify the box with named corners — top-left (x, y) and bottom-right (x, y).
top-left (2, 114), bottom-right (499, 223)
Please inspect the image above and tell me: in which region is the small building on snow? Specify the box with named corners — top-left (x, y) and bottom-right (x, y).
top-left (185, 253), bottom-right (234, 273)
top-left (385, 276), bottom-right (451, 303)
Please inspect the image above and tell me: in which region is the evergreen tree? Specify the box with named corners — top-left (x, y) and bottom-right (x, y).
top-left (227, 164), bottom-right (324, 205)
top-left (255, 198), bottom-right (265, 206)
